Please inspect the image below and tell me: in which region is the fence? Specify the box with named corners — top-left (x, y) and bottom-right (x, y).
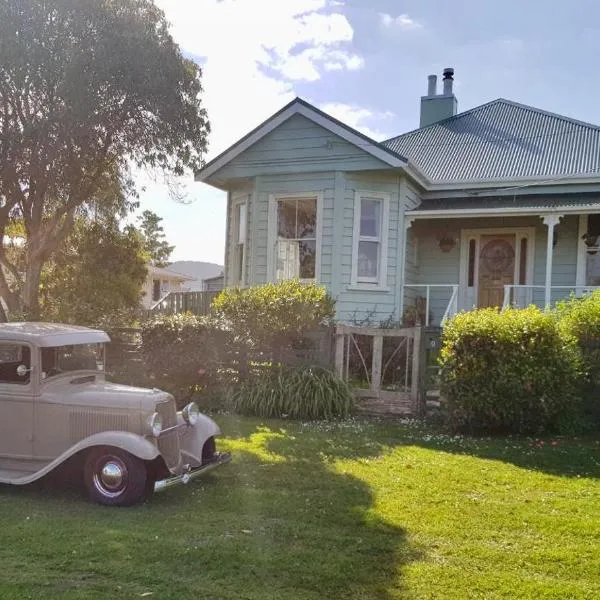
top-left (150, 291), bottom-right (219, 315)
top-left (333, 325), bottom-right (441, 416)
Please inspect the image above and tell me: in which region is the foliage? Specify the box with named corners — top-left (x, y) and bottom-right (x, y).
top-left (229, 366), bottom-right (353, 420)
top-left (137, 210), bottom-right (174, 268)
top-left (0, 0), bottom-right (209, 317)
top-left (40, 219), bottom-right (148, 326)
top-left (557, 291), bottom-right (600, 427)
top-left (140, 313), bottom-right (233, 404)
top-left (212, 280), bottom-right (335, 352)
top-left (439, 307), bottom-right (582, 434)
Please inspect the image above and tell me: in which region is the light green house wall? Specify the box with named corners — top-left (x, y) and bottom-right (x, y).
top-left (214, 114), bottom-right (391, 180)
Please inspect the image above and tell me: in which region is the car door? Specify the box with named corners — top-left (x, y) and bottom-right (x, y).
top-left (0, 342), bottom-right (34, 459)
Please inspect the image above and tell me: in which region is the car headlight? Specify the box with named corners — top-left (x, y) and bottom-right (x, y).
top-left (182, 402), bottom-right (200, 426)
top-left (147, 412), bottom-right (163, 438)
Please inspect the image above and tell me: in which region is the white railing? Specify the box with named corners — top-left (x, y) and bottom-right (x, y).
top-left (502, 285), bottom-right (600, 310)
top-left (402, 284), bottom-right (460, 326)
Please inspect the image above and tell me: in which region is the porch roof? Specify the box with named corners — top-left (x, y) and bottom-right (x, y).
top-left (408, 193), bottom-right (600, 219)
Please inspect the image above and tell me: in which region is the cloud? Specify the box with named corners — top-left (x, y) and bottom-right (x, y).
top-left (318, 102), bottom-right (395, 141)
top-left (156, 0), bottom-right (364, 156)
top-left (379, 13), bottom-right (422, 30)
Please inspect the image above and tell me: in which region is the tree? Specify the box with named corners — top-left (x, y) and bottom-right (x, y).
top-left (40, 218), bottom-right (149, 327)
top-left (0, 0), bottom-right (209, 318)
top-left (137, 210), bottom-right (174, 267)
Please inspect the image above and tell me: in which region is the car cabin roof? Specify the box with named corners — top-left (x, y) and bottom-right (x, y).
top-left (0, 322), bottom-right (110, 347)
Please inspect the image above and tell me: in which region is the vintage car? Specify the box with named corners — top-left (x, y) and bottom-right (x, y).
top-left (0, 322), bottom-right (230, 506)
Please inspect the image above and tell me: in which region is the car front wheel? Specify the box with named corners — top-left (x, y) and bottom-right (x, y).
top-left (84, 447), bottom-right (148, 506)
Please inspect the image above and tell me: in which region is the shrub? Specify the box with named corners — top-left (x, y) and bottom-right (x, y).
top-left (229, 365), bottom-right (353, 420)
top-left (439, 307), bottom-right (581, 434)
top-left (557, 291), bottom-right (600, 428)
top-left (212, 280), bottom-right (335, 353)
top-left (140, 313), bottom-right (234, 405)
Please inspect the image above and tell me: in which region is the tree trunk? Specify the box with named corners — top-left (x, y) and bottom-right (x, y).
top-left (22, 255), bottom-right (44, 319)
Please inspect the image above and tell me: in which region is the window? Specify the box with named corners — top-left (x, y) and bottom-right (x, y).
top-left (352, 191), bottom-right (390, 287)
top-left (273, 196), bottom-right (318, 280)
top-left (232, 201), bottom-right (247, 285)
top-left (585, 214), bottom-right (600, 286)
top-left (41, 343), bottom-right (105, 379)
top-left (0, 344), bottom-right (30, 384)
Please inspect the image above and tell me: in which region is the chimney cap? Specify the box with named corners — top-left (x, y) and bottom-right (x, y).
top-left (443, 67), bottom-right (455, 79)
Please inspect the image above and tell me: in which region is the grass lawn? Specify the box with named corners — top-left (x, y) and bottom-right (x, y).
top-left (0, 415), bottom-right (598, 599)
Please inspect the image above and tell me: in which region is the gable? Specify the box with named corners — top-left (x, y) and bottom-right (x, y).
top-left (384, 99), bottom-right (600, 184)
top-left (207, 113), bottom-right (396, 182)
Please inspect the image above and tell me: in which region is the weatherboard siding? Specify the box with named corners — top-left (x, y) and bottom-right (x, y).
top-left (333, 173), bottom-right (412, 323)
top-left (236, 170), bottom-right (424, 323)
top-left (212, 114), bottom-right (391, 181)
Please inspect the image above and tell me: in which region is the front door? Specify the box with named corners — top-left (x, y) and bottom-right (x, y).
top-left (477, 235), bottom-right (516, 308)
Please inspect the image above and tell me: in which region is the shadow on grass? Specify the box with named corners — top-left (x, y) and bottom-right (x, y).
top-left (187, 415), bottom-right (421, 599)
top-left (0, 416), bottom-right (421, 600)
top-left (368, 418), bottom-right (600, 479)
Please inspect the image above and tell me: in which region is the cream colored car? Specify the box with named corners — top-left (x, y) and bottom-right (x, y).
top-left (0, 322), bottom-right (230, 506)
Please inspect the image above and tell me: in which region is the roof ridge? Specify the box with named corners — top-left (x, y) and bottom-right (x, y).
top-left (492, 98), bottom-right (600, 132)
top-left (383, 98), bottom-right (600, 146)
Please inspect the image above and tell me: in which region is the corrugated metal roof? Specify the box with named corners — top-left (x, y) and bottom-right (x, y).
top-left (384, 99), bottom-right (600, 184)
top-left (412, 194), bottom-right (600, 212)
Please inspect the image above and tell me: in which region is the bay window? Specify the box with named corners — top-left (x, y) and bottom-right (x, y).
top-left (351, 191), bottom-right (390, 287)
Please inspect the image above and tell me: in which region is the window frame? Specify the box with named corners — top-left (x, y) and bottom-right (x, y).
top-left (231, 194), bottom-right (248, 287)
top-left (267, 192), bottom-right (323, 283)
top-left (0, 342), bottom-right (32, 387)
top-left (351, 190), bottom-right (390, 288)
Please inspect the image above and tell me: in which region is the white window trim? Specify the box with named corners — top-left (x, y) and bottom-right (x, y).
top-left (351, 190), bottom-right (390, 289)
top-left (267, 192), bottom-right (323, 283)
top-left (231, 194), bottom-right (248, 287)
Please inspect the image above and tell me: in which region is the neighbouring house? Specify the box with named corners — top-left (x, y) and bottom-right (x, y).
top-left (202, 273), bottom-right (225, 292)
top-left (141, 265), bottom-right (195, 309)
top-left (196, 68), bottom-right (600, 325)
top-left (167, 260), bottom-right (224, 292)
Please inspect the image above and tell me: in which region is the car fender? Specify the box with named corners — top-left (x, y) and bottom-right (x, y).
top-left (65, 430), bottom-right (161, 461)
top-left (1, 432), bottom-right (160, 486)
top-left (177, 412), bottom-right (221, 468)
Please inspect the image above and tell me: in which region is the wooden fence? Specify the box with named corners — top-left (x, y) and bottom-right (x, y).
top-left (150, 291), bottom-right (219, 316)
top-left (334, 325), bottom-right (441, 416)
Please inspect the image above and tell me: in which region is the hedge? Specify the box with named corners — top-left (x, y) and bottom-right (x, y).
top-left (140, 313), bottom-right (234, 404)
top-left (212, 279), bottom-right (335, 353)
top-left (440, 307), bottom-right (582, 434)
top-left (557, 291), bottom-right (600, 426)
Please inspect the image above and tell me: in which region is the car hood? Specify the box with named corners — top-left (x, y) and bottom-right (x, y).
top-left (43, 377), bottom-right (171, 411)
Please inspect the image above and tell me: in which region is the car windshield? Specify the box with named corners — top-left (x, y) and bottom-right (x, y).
top-left (41, 343), bottom-right (105, 379)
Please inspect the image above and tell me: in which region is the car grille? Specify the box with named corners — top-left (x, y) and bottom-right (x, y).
top-left (155, 397), bottom-right (181, 470)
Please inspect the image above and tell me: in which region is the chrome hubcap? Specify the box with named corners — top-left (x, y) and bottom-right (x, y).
top-left (93, 457), bottom-right (127, 498)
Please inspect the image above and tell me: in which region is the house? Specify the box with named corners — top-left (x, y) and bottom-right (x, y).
top-left (196, 68), bottom-right (600, 325)
top-left (202, 273), bottom-right (225, 292)
top-left (167, 260), bottom-right (224, 292)
top-left (141, 265), bottom-right (194, 309)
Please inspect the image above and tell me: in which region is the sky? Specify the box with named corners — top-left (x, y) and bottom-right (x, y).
top-left (138, 0), bottom-right (600, 265)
